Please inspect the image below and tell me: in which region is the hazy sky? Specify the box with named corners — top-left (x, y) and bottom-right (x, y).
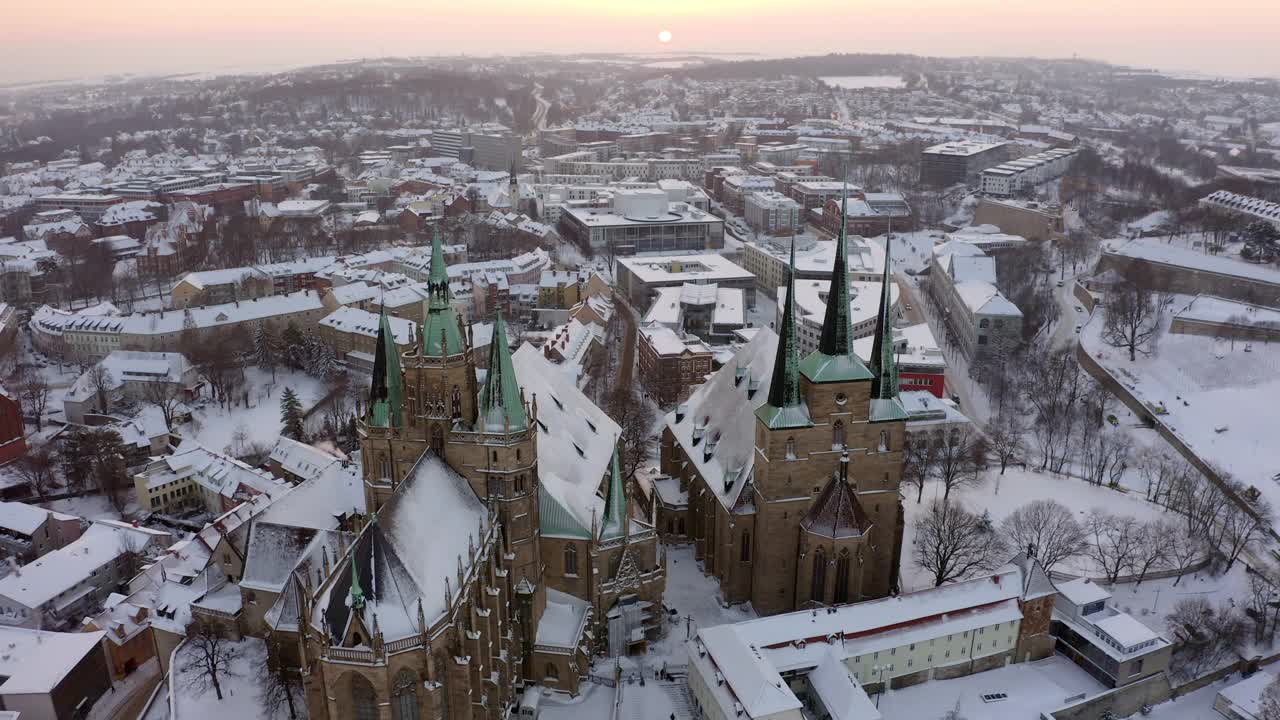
top-left (4, 0), bottom-right (1278, 85)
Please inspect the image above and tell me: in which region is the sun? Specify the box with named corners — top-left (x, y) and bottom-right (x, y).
top-left (658, 29), bottom-right (673, 44)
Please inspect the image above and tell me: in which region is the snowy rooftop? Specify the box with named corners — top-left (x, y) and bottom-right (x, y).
top-left (1055, 578), bottom-right (1110, 606)
top-left (536, 588), bottom-right (591, 649)
top-left (617, 254), bottom-right (753, 284)
top-left (268, 436), bottom-right (342, 484)
top-left (319, 306), bottom-right (417, 344)
top-left (258, 461), bottom-right (364, 532)
top-left (0, 522), bottom-right (169, 609)
top-left (1105, 236), bottom-right (1280, 286)
top-left (0, 626), bottom-right (108, 694)
top-left (0, 501), bottom-right (51, 537)
top-left (1093, 612), bottom-right (1158, 650)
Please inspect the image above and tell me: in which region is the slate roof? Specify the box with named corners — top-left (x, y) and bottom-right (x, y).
top-left (800, 454), bottom-right (871, 539)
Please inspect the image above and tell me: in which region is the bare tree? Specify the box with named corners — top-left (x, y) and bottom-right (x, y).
top-left (1164, 528), bottom-right (1206, 587)
top-left (258, 642), bottom-right (304, 719)
top-left (914, 501), bottom-right (1008, 588)
top-left (180, 619), bottom-right (243, 701)
top-left (901, 435), bottom-right (938, 504)
top-left (143, 381), bottom-right (186, 429)
top-left (11, 441), bottom-right (59, 500)
top-left (999, 499), bottom-right (1087, 573)
top-left (1259, 676), bottom-right (1280, 720)
top-left (1101, 281), bottom-right (1164, 362)
top-left (985, 414), bottom-right (1025, 475)
top-left (608, 387), bottom-right (657, 483)
top-left (1166, 597), bottom-right (1246, 681)
top-left (932, 427), bottom-right (986, 502)
top-left (1246, 571), bottom-right (1280, 646)
top-left (1086, 511), bottom-right (1141, 584)
top-left (1128, 520), bottom-right (1172, 587)
top-left (12, 365), bottom-right (51, 431)
top-left (87, 364), bottom-right (115, 415)
top-left (1216, 494), bottom-right (1270, 572)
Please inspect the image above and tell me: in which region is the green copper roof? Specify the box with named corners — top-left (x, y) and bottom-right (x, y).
top-left (600, 449), bottom-right (627, 541)
top-left (477, 313), bottom-right (526, 432)
top-left (803, 179), bottom-right (873, 384)
top-left (420, 227), bottom-right (468, 357)
top-left (368, 309), bottom-right (404, 428)
top-left (757, 238), bottom-right (812, 429)
top-left (868, 235), bottom-right (899, 402)
top-left (538, 485), bottom-right (591, 539)
top-left (349, 550), bottom-right (366, 611)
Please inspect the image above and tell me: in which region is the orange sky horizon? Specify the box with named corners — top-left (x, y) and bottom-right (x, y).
top-left (4, 0), bottom-right (1278, 85)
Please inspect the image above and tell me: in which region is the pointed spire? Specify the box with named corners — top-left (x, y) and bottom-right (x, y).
top-left (427, 224), bottom-right (452, 308)
top-left (600, 447), bottom-right (627, 540)
top-left (478, 312), bottom-right (527, 432)
top-left (349, 549), bottom-right (366, 612)
top-left (421, 225), bottom-right (466, 357)
top-left (869, 236), bottom-right (898, 401)
top-left (757, 237), bottom-right (810, 429)
top-left (818, 177), bottom-right (855, 357)
top-left (368, 308), bottom-right (404, 428)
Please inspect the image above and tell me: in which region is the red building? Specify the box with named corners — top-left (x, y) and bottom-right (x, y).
top-left (0, 389), bottom-right (28, 465)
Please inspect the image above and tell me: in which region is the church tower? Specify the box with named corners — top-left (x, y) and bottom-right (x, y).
top-left (360, 308), bottom-right (425, 513)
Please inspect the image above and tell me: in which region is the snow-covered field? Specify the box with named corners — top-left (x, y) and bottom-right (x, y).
top-left (183, 368), bottom-right (328, 453)
top-left (901, 466), bottom-right (1172, 592)
top-left (171, 636), bottom-right (268, 720)
top-left (1081, 304), bottom-right (1280, 521)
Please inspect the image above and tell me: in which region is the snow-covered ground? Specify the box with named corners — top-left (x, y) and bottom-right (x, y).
top-left (1143, 675), bottom-right (1232, 719)
top-left (538, 681), bottom-right (616, 720)
top-left (1080, 302), bottom-right (1280, 523)
top-left (41, 493), bottom-right (123, 522)
top-left (877, 654), bottom-right (1104, 720)
top-left (171, 636), bottom-right (269, 720)
top-left (641, 544), bottom-right (757, 666)
top-left (183, 368), bottom-right (328, 453)
top-left (901, 466), bottom-right (1173, 592)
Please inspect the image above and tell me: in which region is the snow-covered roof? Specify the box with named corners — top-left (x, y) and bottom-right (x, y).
top-left (319, 307), bottom-right (416, 345)
top-left (807, 648), bottom-right (882, 720)
top-left (268, 437), bottom-right (341, 484)
top-left (241, 523), bottom-right (344, 594)
top-left (1055, 577), bottom-right (1110, 606)
top-left (0, 501), bottom-right (51, 537)
top-left (0, 626), bottom-right (108, 694)
top-left (536, 588), bottom-right (591, 649)
top-left (1217, 671), bottom-right (1275, 720)
top-left (1093, 613), bottom-right (1158, 650)
top-left (1105, 236), bottom-right (1280, 286)
top-left (511, 344), bottom-right (620, 538)
top-left (664, 329), bottom-right (779, 511)
top-left (258, 461), bottom-right (364, 532)
top-left (0, 522), bottom-right (169, 610)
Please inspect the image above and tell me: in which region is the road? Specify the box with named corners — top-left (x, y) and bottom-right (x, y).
top-left (531, 83), bottom-right (550, 131)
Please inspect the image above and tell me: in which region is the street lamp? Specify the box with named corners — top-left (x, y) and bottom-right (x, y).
top-left (872, 664), bottom-right (890, 708)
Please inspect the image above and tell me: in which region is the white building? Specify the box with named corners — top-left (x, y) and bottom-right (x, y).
top-left (745, 191), bottom-right (803, 236)
top-left (979, 148), bottom-right (1079, 197)
top-left (778, 278), bottom-right (899, 355)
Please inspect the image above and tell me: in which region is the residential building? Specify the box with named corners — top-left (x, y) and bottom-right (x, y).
top-left (0, 388), bottom-right (25, 466)
top-left (317, 306), bottom-right (417, 371)
top-left (638, 324), bottom-right (714, 406)
top-left (779, 277), bottom-right (899, 354)
top-left (980, 148), bottom-right (1079, 197)
top-left (62, 350), bottom-right (201, 425)
top-left (920, 140), bottom-right (1010, 187)
top-left (929, 245), bottom-right (1022, 358)
top-left (971, 198), bottom-right (1064, 241)
top-left (642, 283), bottom-right (746, 343)
top-left (741, 235), bottom-right (882, 297)
top-left (616, 253), bottom-right (755, 312)
top-left (0, 626), bottom-right (112, 720)
top-left (132, 441), bottom-right (289, 515)
top-left (686, 555), bottom-right (1057, 720)
top-left (430, 125), bottom-right (522, 170)
top-left (814, 192), bottom-right (914, 237)
top-left (0, 521), bottom-right (171, 630)
top-left (0, 502), bottom-right (82, 564)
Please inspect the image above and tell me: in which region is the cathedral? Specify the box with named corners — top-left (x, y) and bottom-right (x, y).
top-left (660, 196), bottom-right (908, 615)
top-left (296, 232), bottom-right (665, 720)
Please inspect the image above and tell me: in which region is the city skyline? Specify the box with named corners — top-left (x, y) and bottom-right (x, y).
top-left (5, 0), bottom-right (1278, 85)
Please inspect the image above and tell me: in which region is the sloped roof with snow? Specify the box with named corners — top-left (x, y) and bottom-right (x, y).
top-left (259, 462), bottom-right (364, 532)
top-left (0, 626), bottom-right (108, 694)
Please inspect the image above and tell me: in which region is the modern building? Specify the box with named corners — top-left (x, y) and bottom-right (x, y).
top-left (920, 140), bottom-right (1010, 187)
top-left (558, 189), bottom-right (725, 256)
top-left (971, 198), bottom-right (1063, 242)
top-left (980, 148), bottom-right (1079, 197)
top-left (642, 283), bottom-right (747, 343)
top-left (741, 235), bottom-right (882, 297)
top-left (1051, 578), bottom-right (1172, 688)
top-left (431, 125), bottom-right (522, 170)
top-left (814, 192), bottom-right (914, 238)
top-left (745, 191), bottom-right (803, 235)
top-left (1200, 190), bottom-right (1280, 229)
top-left (616, 253), bottom-right (755, 312)
top-left (853, 323), bottom-right (947, 398)
top-left (779, 277), bottom-right (899, 354)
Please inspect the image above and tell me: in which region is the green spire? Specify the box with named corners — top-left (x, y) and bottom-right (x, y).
top-left (477, 312), bottom-right (527, 432)
top-left (600, 447), bottom-right (627, 540)
top-left (868, 236), bottom-right (907, 423)
top-left (368, 309), bottom-right (404, 428)
top-left (349, 551), bottom-right (366, 611)
top-left (420, 226), bottom-right (467, 357)
top-left (818, 180), bottom-right (854, 356)
top-left (757, 238), bottom-right (812, 429)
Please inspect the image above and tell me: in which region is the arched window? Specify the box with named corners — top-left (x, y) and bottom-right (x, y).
top-left (834, 550), bottom-right (851, 604)
top-left (392, 670), bottom-right (420, 720)
top-left (979, 318), bottom-right (990, 329)
top-left (451, 386), bottom-right (462, 418)
top-left (811, 546), bottom-right (827, 605)
top-left (879, 430), bottom-right (889, 452)
top-left (351, 674), bottom-right (378, 720)
top-left (492, 450), bottom-right (498, 463)
top-left (545, 663), bottom-right (560, 681)
top-left (564, 545), bottom-right (579, 576)
top-left (431, 426), bottom-right (444, 456)
top-left (785, 437), bottom-right (796, 460)
top-left (740, 531), bottom-right (751, 562)
top-left (832, 420), bottom-right (845, 450)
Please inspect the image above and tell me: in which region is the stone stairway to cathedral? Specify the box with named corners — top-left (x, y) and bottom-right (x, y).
top-left (658, 680), bottom-right (694, 720)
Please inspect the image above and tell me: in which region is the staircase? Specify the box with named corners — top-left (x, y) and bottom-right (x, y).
top-left (659, 680), bottom-right (694, 720)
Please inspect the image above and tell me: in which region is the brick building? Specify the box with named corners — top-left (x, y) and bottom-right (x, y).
top-left (638, 325), bottom-right (714, 406)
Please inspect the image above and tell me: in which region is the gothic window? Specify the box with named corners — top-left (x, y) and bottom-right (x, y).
top-left (833, 420), bottom-right (845, 450)
top-left (433, 655), bottom-right (450, 719)
top-left (834, 550), bottom-right (851, 604)
top-left (979, 318), bottom-right (990, 329)
top-left (380, 457), bottom-right (391, 481)
top-left (517, 448), bottom-right (522, 461)
top-left (451, 386), bottom-right (462, 419)
top-left (431, 426), bottom-right (444, 456)
top-left (545, 663), bottom-right (559, 681)
top-left (740, 531), bottom-right (751, 563)
top-left (785, 437), bottom-right (796, 460)
top-left (811, 546), bottom-right (827, 605)
top-left (879, 430), bottom-right (889, 452)
top-left (492, 450), bottom-right (498, 463)
top-left (564, 545), bottom-right (579, 576)
top-left (351, 674), bottom-right (378, 720)
top-left (393, 671), bottom-right (420, 720)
